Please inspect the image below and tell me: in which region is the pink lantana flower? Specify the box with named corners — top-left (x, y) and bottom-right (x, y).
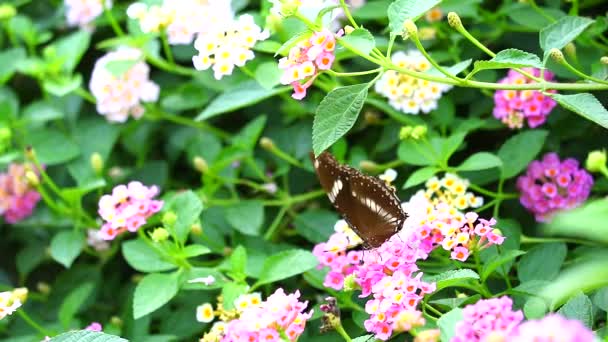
top-left (64, 0), bottom-right (110, 30)
top-left (0, 163), bottom-right (41, 224)
top-left (451, 296), bottom-right (524, 342)
top-left (509, 314), bottom-right (596, 341)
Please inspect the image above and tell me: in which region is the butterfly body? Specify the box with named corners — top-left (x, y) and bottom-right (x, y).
top-left (310, 151), bottom-right (407, 249)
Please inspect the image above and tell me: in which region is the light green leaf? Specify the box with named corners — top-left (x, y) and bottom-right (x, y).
top-left (50, 331), bottom-right (127, 342)
top-left (352, 336), bottom-right (376, 342)
top-left (427, 59), bottom-right (472, 77)
top-left (456, 152), bottom-right (502, 171)
top-left (231, 115), bottom-right (267, 150)
top-left (339, 28), bottom-right (376, 55)
top-left (225, 200), bottom-right (265, 236)
top-left (294, 209), bottom-right (338, 243)
top-left (557, 292), bottom-right (593, 328)
top-left (545, 200), bottom-right (608, 244)
top-left (438, 308), bottom-right (463, 342)
top-left (397, 140), bottom-right (437, 166)
top-left (497, 130), bottom-right (548, 179)
top-left (387, 0), bottom-right (442, 34)
top-left (481, 250), bottom-right (526, 281)
top-left (518, 243), bottom-right (567, 283)
top-left (49, 30), bottom-right (91, 73)
top-left (133, 273), bottom-right (179, 319)
top-left (22, 100), bottom-right (64, 125)
top-left (470, 49), bottom-right (543, 78)
top-left (165, 190), bottom-right (203, 242)
top-left (550, 93), bottom-right (608, 129)
top-left (50, 231), bottom-right (84, 268)
top-left (254, 249), bottom-right (318, 288)
top-left (524, 297), bottom-right (548, 319)
top-left (312, 84), bottom-right (368, 155)
top-left (229, 245), bottom-right (247, 279)
top-left (592, 287), bottom-right (608, 312)
top-left (403, 166), bottom-right (439, 189)
top-left (0, 47), bottom-right (26, 84)
top-left (182, 245), bottom-right (211, 258)
top-left (221, 282), bottom-right (249, 310)
top-left (42, 74), bottom-right (83, 97)
top-left (59, 282), bottom-right (95, 328)
top-left (540, 16), bottom-right (594, 53)
top-left (105, 59), bottom-right (139, 77)
top-left (122, 239), bottom-right (176, 273)
top-left (196, 81), bottom-right (288, 120)
top-left (161, 82), bottom-right (211, 112)
top-left (182, 267), bottom-right (227, 290)
top-left (427, 269), bottom-right (480, 292)
top-left (254, 61), bottom-right (281, 90)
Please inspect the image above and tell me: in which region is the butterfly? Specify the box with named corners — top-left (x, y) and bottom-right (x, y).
top-left (310, 151), bottom-right (407, 249)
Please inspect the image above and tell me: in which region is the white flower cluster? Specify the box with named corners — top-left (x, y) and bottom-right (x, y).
top-left (64, 0), bottom-right (110, 30)
top-left (375, 51), bottom-right (451, 114)
top-left (192, 14), bottom-right (269, 80)
top-left (267, 0), bottom-right (365, 30)
top-left (127, 0), bottom-right (233, 45)
top-left (89, 48), bottom-right (160, 123)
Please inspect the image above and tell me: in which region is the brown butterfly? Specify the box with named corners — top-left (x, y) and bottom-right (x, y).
top-left (310, 151), bottom-right (407, 249)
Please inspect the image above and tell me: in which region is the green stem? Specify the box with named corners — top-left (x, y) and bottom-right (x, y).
top-left (326, 68), bottom-right (382, 77)
top-left (148, 108), bottom-right (231, 140)
top-left (103, 2), bottom-right (124, 37)
top-left (557, 55), bottom-right (608, 85)
top-left (569, 0), bottom-right (579, 15)
top-left (17, 309), bottom-right (55, 337)
top-left (520, 235), bottom-right (597, 246)
top-left (160, 30), bottom-right (175, 65)
top-left (411, 33), bottom-right (461, 82)
top-left (144, 52), bottom-right (198, 77)
top-left (263, 206), bottom-right (288, 240)
top-left (424, 303), bottom-right (443, 317)
top-left (74, 87), bottom-right (96, 104)
top-left (529, 0), bottom-right (556, 23)
top-left (334, 321), bottom-right (353, 342)
top-left (339, 0), bottom-right (358, 29)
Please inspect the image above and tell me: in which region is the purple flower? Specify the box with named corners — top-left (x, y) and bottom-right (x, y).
top-left (451, 296), bottom-right (524, 342)
top-left (517, 153), bottom-right (593, 222)
top-left (0, 163), bottom-right (41, 224)
top-left (85, 322), bottom-right (102, 332)
top-left (509, 314), bottom-right (595, 341)
top-left (493, 68), bottom-right (557, 129)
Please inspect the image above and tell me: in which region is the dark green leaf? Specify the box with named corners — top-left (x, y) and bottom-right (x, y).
top-left (403, 166), bottom-right (439, 189)
top-left (518, 243), bottom-right (567, 283)
top-left (557, 292), bottom-right (593, 328)
top-left (481, 250), bottom-right (525, 281)
top-left (470, 49), bottom-right (543, 78)
top-left (550, 93), bottom-right (608, 129)
top-left (387, 0), bottom-right (442, 34)
top-left (59, 282), bottom-right (95, 328)
top-left (133, 273), bottom-right (179, 319)
top-left (165, 190), bottom-right (203, 242)
top-left (294, 209), bottom-right (338, 243)
top-left (456, 152), bottom-right (502, 171)
top-left (122, 239), bottom-right (176, 273)
top-left (50, 231), bottom-right (84, 268)
top-left (497, 130), bottom-right (548, 179)
top-left (225, 200), bottom-right (265, 236)
top-left (427, 269), bottom-right (480, 292)
top-left (540, 16), bottom-right (595, 52)
top-left (254, 249), bottom-right (318, 288)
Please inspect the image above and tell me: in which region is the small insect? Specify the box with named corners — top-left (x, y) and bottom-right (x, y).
top-left (310, 151), bottom-right (407, 249)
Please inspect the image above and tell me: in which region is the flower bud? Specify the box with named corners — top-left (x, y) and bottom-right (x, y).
top-left (403, 19), bottom-right (418, 38)
top-left (601, 56), bottom-right (608, 65)
top-left (419, 27), bottom-right (437, 40)
top-left (36, 282), bottom-right (51, 295)
top-left (399, 126), bottom-right (413, 140)
top-left (414, 329), bottom-right (441, 342)
top-left (25, 171), bottom-right (39, 186)
top-left (586, 150), bottom-right (607, 173)
top-left (549, 48), bottom-right (564, 63)
top-left (447, 12), bottom-right (463, 30)
top-left (342, 274), bottom-right (359, 291)
top-left (411, 125), bottom-right (428, 140)
top-left (12, 287), bottom-right (28, 303)
top-left (564, 42), bottom-right (576, 59)
top-left (319, 296), bottom-right (341, 333)
top-left (162, 211), bottom-right (178, 227)
top-left (280, 0), bottom-right (300, 16)
top-left (110, 316), bottom-right (123, 327)
top-left (364, 111), bottom-right (381, 125)
top-left (344, 25), bottom-right (355, 35)
top-left (108, 166), bottom-right (124, 180)
top-left (151, 227), bottom-right (169, 242)
top-left (193, 156), bottom-right (208, 173)
top-left (90, 152), bottom-right (104, 175)
top-left (0, 4), bottom-right (16, 20)
top-left (259, 137), bottom-right (276, 151)
top-left (359, 160), bottom-right (379, 173)
top-left (191, 223), bottom-right (203, 235)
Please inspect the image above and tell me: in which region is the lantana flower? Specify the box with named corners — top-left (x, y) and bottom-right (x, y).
top-left (89, 48), bottom-right (160, 123)
top-left (509, 314), bottom-right (596, 341)
top-left (517, 152), bottom-right (593, 222)
top-left (64, 0), bottom-right (110, 30)
top-left (97, 181), bottom-right (163, 240)
top-left (127, 0), bottom-right (233, 45)
top-left (192, 14), bottom-right (269, 80)
top-left (84, 322), bottom-right (103, 332)
top-left (451, 296), bottom-right (524, 342)
top-left (0, 290), bottom-right (23, 320)
top-left (279, 29), bottom-right (342, 99)
top-left (0, 163), bottom-right (41, 224)
top-left (375, 50), bottom-right (451, 114)
top-left (493, 68), bottom-right (557, 129)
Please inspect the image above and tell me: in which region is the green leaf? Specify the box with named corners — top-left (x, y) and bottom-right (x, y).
top-left (427, 269), bottom-right (480, 292)
top-left (593, 287), bottom-right (608, 312)
top-left (550, 93), bottom-right (608, 129)
top-left (524, 297), bottom-right (548, 319)
top-left (133, 273), bottom-right (179, 319)
top-left (481, 250), bottom-right (525, 281)
top-left (221, 282), bottom-right (249, 310)
top-left (439, 132), bottom-right (467, 164)
top-left (397, 140), bottom-right (437, 166)
top-left (22, 100), bottom-right (64, 125)
top-left (50, 331), bottom-right (127, 342)
top-left (161, 82), bottom-right (211, 112)
top-left (352, 336), bottom-right (376, 342)
top-left (545, 200), bottom-right (608, 244)
top-left (427, 59), bottom-right (472, 77)
top-left (59, 282), bottom-right (95, 328)
top-left (339, 28), bottom-right (376, 55)
top-left (230, 245), bottom-right (247, 280)
top-left (50, 231), bottom-right (84, 268)
top-left (50, 30), bottom-right (91, 73)
top-left (16, 242), bottom-right (46, 277)
top-left (181, 267), bottom-right (227, 290)
top-left (497, 130), bottom-right (548, 179)
top-left (165, 190), bottom-right (203, 242)
top-left (387, 0), bottom-right (442, 34)
top-left (506, 4), bottom-right (565, 30)
top-left (231, 115), bottom-right (267, 150)
top-left (294, 209), bottom-right (338, 243)
top-left (182, 245), bottom-right (211, 258)
top-left (122, 239), bottom-right (176, 273)
top-left (42, 74), bottom-right (83, 97)
top-left (196, 80), bottom-right (287, 120)
top-left (540, 16), bottom-right (595, 53)
top-left (0, 47), bottom-right (26, 84)
top-left (470, 49), bottom-right (543, 78)
top-left (105, 59), bottom-right (139, 77)
top-left (312, 84), bottom-right (368, 155)
top-left (225, 200), bottom-right (265, 236)
top-left (557, 292), bottom-right (593, 328)
top-left (438, 308), bottom-right (463, 342)
top-left (254, 61), bottom-right (281, 90)
top-left (403, 166), bottom-right (439, 189)
top-left (456, 152), bottom-right (502, 171)
top-left (254, 249), bottom-right (318, 288)
top-left (518, 243), bottom-right (567, 283)
top-left (275, 31), bottom-right (310, 56)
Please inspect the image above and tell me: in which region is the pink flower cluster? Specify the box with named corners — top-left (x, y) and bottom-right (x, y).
top-left (493, 68), bottom-right (557, 129)
top-left (451, 296), bottom-right (523, 342)
top-left (0, 163), bottom-right (40, 224)
top-left (64, 0), bottom-right (110, 30)
top-left (279, 29), bottom-right (341, 100)
top-left (89, 48), bottom-right (160, 123)
top-left (98, 181), bottom-right (163, 240)
top-left (509, 314), bottom-right (595, 341)
top-left (218, 288), bottom-right (313, 342)
top-left (357, 237), bottom-right (435, 340)
top-left (403, 193), bottom-right (504, 262)
top-left (517, 153), bottom-right (593, 222)
top-left (85, 322), bottom-right (103, 332)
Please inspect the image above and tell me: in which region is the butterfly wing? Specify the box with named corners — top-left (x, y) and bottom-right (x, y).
top-left (311, 152), bottom-right (407, 249)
